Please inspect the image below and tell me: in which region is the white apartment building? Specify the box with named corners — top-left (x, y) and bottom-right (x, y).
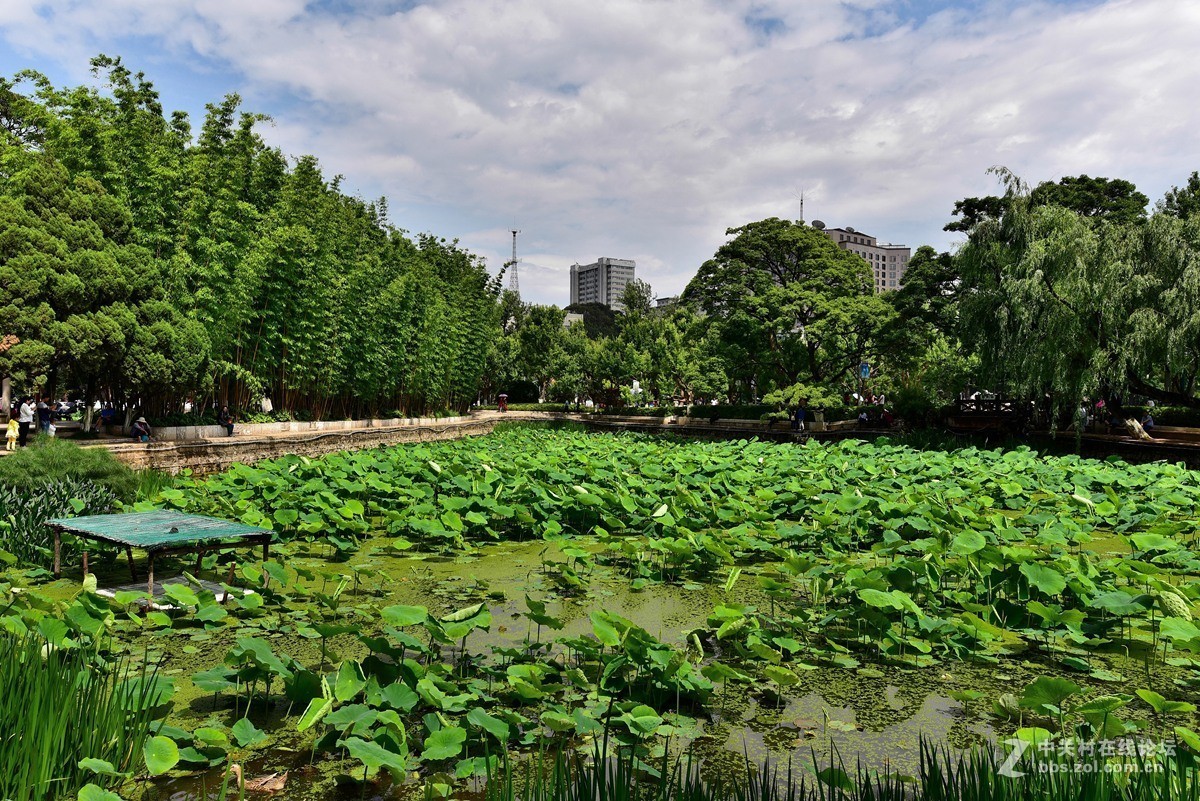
top-left (569, 258), bottom-right (636, 310)
top-left (814, 221), bottom-right (911, 292)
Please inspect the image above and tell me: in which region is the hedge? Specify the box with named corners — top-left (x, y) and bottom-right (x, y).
top-left (596, 407), bottom-right (685, 417)
top-left (687, 404), bottom-right (773, 420)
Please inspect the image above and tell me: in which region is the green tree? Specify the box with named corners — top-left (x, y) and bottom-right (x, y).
top-left (683, 218), bottom-right (892, 399)
top-left (1157, 171), bottom-right (1200, 220)
top-left (957, 169), bottom-right (1200, 410)
top-left (1028, 174), bottom-right (1148, 225)
top-left (948, 172), bottom-right (1149, 234)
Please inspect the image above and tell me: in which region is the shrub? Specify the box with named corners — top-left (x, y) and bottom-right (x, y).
top-left (0, 479), bottom-right (117, 567)
top-left (0, 437), bottom-right (137, 500)
top-left (596, 407), bottom-right (684, 417)
top-left (478, 403), bottom-right (569, 412)
top-left (687, 404), bottom-right (772, 420)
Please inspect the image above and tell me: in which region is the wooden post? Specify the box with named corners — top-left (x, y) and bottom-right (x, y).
top-left (262, 539), bottom-right (270, 563)
top-left (53, 529), bottom-right (61, 578)
top-left (222, 561), bottom-right (235, 604)
top-left (195, 549), bottom-right (205, 576)
top-left (82, 550), bottom-right (89, 576)
top-left (126, 546), bottom-right (137, 581)
top-left (147, 553), bottom-right (155, 596)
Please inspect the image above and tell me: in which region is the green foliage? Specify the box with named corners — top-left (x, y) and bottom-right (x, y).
top-left (761, 383), bottom-right (843, 410)
top-left (0, 437), bottom-right (136, 499)
top-left (12, 429), bottom-right (1200, 797)
top-left (1122, 406), bottom-right (1200, 428)
top-left (0, 478), bottom-right (117, 567)
top-left (685, 404), bottom-right (772, 420)
top-left (483, 733), bottom-right (1200, 801)
top-left (957, 168), bottom-right (1200, 411)
top-left (1028, 174), bottom-right (1149, 225)
top-left (1158, 171), bottom-right (1200, 220)
top-left (0, 633), bottom-right (169, 801)
top-left (0, 60), bottom-right (501, 419)
top-left (683, 217), bottom-right (895, 401)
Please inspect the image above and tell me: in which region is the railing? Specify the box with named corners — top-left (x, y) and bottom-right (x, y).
top-left (956, 396), bottom-right (1022, 415)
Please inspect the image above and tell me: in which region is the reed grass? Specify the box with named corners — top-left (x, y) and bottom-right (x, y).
top-left (483, 736), bottom-right (1200, 801)
top-left (0, 633), bottom-right (166, 801)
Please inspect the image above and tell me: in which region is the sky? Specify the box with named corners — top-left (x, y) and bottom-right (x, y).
top-left (1, 0), bottom-right (1198, 306)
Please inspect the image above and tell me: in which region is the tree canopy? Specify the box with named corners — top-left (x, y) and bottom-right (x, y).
top-left (682, 218), bottom-right (894, 399)
top-left (0, 57), bottom-right (501, 421)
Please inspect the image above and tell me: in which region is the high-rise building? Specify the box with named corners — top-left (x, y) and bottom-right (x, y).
top-left (569, 258), bottom-right (636, 310)
top-left (812, 221), bottom-right (911, 293)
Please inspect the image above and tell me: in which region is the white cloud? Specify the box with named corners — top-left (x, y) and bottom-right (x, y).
top-left (2, 0), bottom-right (1199, 305)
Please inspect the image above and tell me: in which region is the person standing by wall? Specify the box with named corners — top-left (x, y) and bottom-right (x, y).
top-left (37, 396), bottom-right (53, 434)
top-left (17, 397), bottom-right (34, 447)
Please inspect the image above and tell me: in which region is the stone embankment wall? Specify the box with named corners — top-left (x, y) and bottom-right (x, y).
top-left (97, 413), bottom-right (565, 475)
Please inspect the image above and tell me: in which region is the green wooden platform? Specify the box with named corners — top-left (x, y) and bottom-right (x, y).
top-left (47, 510), bottom-right (271, 593)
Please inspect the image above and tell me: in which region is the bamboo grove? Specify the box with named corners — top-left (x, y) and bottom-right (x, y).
top-left (0, 57), bottom-right (501, 420)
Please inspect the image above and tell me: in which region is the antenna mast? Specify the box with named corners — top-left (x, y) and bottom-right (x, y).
top-left (507, 229), bottom-right (521, 294)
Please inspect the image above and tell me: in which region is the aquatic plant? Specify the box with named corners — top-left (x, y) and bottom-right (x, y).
top-left (0, 632), bottom-right (169, 801)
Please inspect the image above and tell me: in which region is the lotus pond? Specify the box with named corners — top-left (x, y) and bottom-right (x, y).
top-left (5, 425), bottom-right (1200, 800)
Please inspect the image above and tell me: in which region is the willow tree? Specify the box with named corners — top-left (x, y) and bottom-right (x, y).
top-left (958, 169), bottom-right (1200, 409)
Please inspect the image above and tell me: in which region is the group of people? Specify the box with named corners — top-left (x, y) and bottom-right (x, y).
top-left (3, 399), bottom-right (240, 449)
top-left (5, 396), bottom-right (57, 450)
top-left (1078, 398), bottom-right (1156, 436)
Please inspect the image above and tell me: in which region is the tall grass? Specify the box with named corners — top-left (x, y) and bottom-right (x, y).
top-left (485, 737), bottom-right (1200, 801)
top-left (0, 633), bottom-right (167, 801)
top-left (135, 468), bottom-right (176, 500)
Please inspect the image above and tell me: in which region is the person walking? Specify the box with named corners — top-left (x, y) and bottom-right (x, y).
top-left (218, 405), bottom-right (235, 436)
top-left (792, 404), bottom-right (807, 432)
top-left (497, 393), bottom-right (508, 413)
top-left (5, 416), bottom-right (17, 451)
top-left (17, 397), bottom-right (34, 447)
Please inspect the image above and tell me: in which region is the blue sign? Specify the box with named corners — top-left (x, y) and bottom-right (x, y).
top-left (860, 362), bottom-right (870, 380)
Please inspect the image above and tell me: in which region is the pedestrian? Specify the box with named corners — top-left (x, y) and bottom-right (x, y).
top-left (17, 397), bottom-right (34, 447)
top-left (131, 416), bottom-right (152, 442)
top-left (218, 405), bottom-right (235, 436)
top-left (5, 416), bottom-right (16, 451)
top-left (881, 408), bottom-right (895, 427)
top-left (497, 393), bottom-right (508, 413)
top-left (37, 396), bottom-right (52, 434)
top-left (793, 404), bottom-right (807, 432)
top-left (1141, 411), bottom-right (1155, 432)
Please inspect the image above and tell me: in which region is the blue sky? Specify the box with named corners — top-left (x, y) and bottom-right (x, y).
top-left (1, 0), bottom-right (1195, 306)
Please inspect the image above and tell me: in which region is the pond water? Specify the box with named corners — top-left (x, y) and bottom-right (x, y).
top-left (101, 536), bottom-right (1016, 800)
